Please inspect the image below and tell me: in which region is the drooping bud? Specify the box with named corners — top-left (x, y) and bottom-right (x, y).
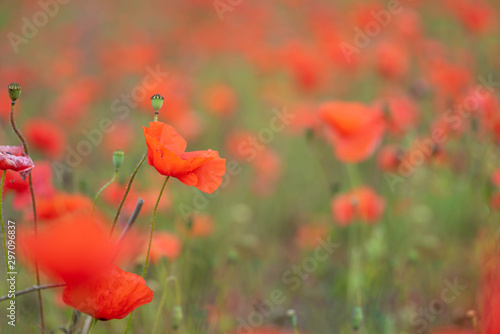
top-left (171, 305), bottom-right (183, 330)
top-left (8, 82), bottom-right (21, 102)
top-left (351, 306), bottom-right (363, 331)
top-left (151, 94), bottom-right (164, 120)
top-left (113, 150), bottom-right (125, 170)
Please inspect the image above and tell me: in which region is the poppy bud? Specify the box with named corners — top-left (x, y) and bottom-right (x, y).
top-left (151, 94), bottom-right (164, 113)
top-left (286, 309), bottom-right (297, 328)
top-left (351, 306), bottom-right (363, 331)
top-left (113, 150), bottom-right (125, 170)
top-left (8, 82), bottom-right (21, 102)
top-left (171, 305), bottom-right (183, 330)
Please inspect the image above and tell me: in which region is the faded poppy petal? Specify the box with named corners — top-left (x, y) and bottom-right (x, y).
top-left (62, 265), bottom-right (153, 320)
top-left (0, 145), bottom-right (34, 179)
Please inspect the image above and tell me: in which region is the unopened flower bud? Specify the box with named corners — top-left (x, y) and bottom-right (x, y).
top-left (113, 150), bottom-right (125, 170)
top-left (151, 94), bottom-right (164, 113)
top-left (171, 305), bottom-right (183, 330)
top-left (286, 309), bottom-right (297, 328)
top-left (351, 306), bottom-right (363, 331)
top-left (8, 82), bottom-right (21, 102)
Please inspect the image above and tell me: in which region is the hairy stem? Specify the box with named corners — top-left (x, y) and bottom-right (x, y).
top-left (92, 170), bottom-right (118, 216)
top-left (110, 153), bottom-right (147, 237)
top-left (10, 101), bottom-right (44, 332)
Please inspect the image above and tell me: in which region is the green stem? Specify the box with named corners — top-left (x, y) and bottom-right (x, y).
top-left (92, 170), bottom-right (118, 216)
top-left (125, 176), bottom-right (169, 334)
top-left (110, 153), bottom-right (147, 237)
top-left (0, 171), bottom-right (8, 274)
top-left (142, 176), bottom-right (169, 278)
top-left (151, 261), bottom-right (169, 334)
top-left (88, 319), bottom-right (98, 334)
top-left (10, 101), bottom-right (44, 333)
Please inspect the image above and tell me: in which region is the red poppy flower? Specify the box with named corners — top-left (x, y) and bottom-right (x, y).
top-left (295, 224), bottom-right (330, 249)
top-left (331, 187), bottom-right (385, 226)
top-left (62, 265), bottom-right (153, 320)
top-left (146, 232), bottom-right (182, 264)
top-left (4, 161), bottom-right (55, 209)
top-left (24, 119), bottom-right (67, 159)
top-left (20, 213), bottom-right (117, 283)
top-left (143, 121), bottom-right (226, 193)
top-left (0, 145), bottom-right (34, 179)
top-left (35, 192), bottom-right (93, 221)
top-left (319, 102), bottom-right (385, 163)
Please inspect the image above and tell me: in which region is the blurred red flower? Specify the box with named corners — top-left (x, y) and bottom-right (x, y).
top-left (331, 186), bottom-right (385, 226)
top-left (319, 102), bottom-right (385, 163)
top-left (19, 213), bottom-right (117, 283)
top-left (202, 83), bottom-right (237, 118)
top-left (143, 121), bottom-right (226, 193)
top-left (4, 161), bottom-right (55, 209)
top-left (25, 119), bottom-right (67, 159)
top-left (35, 192), bottom-right (93, 221)
top-left (146, 232), bottom-right (182, 263)
top-left (62, 264), bottom-right (153, 320)
top-left (0, 145), bottom-right (34, 179)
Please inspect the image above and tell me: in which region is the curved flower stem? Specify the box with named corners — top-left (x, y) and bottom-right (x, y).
top-left (110, 153), bottom-right (147, 237)
top-left (10, 101), bottom-right (44, 333)
top-left (92, 170), bottom-right (118, 217)
top-left (142, 176), bottom-right (170, 278)
top-left (0, 171), bottom-right (8, 274)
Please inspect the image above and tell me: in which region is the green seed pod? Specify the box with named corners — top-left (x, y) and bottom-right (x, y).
top-left (151, 94), bottom-right (164, 112)
top-left (351, 306), bottom-right (363, 331)
top-left (113, 150), bottom-right (125, 170)
top-left (8, 82), bottom-right (21, 101)
top-left (172, 305), bottom-right (183, 330)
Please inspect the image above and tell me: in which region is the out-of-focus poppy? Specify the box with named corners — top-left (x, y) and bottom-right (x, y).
top-left (146, 232), bottom-right (182, 264)
top-left (177, 213), bottom-right (214, 238)
top-left (24, 119), bottom-right (67, 159)
top-left (35, 193), bottom-right (93, 221)
top-left (202, 83), bottom-right (237, 118)
top-left (383, 96), bottom-right (419, 135)
top-left (295, 224), bottom-right (330, 249)
top-left (377, 146), bottom-right (402, 172)
top-left (62, 264), bottom-right (153, 320)
top-left (375, 42), bottom-right (409, 80)
top-left (4, 161), bottom-right (55, 209)
top-left (0, 145), bottom-right (34, 179)
top-left (143, 121), bottom-right (226, 193)
top-left (331, 186), bottom-right (385, 226)
top-left (319, 102), bottom-right (385, 163)
top-left (19, 213), bottom-right (117, 283)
